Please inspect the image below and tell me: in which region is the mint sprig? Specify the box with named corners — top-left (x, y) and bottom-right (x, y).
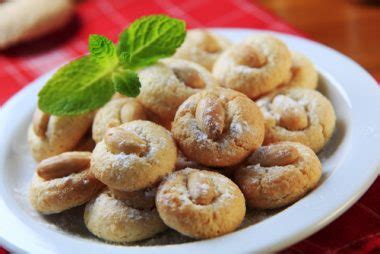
top-left (38, 15), bottom-right (186, 116)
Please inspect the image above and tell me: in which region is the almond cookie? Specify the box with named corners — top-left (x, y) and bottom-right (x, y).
top-left (137, 59), bottom-right (219, 122)
top-left (0, 0), bottom-right (74, 49)
top-left (257, 87), bottom-right (336, 153)
top-left (92, 98), bottom-right (147, 143)
top-left (284, 51), bottom-right (318, 89)
top-left (172, 87), bottom-right (265, 167)
top-left (29, 152), bottom-right (103, 214)
top-left (213, 34), bottom-right (292, 99)
top-left (28, 108), bottom-right (94, 161)
top-left (91, 120), bottom-right (177, 191)
top-left (84, 189), bottom-right (166, 243)
top-left (234, 142), bottom-right (322, 209)
top-left (156, 168), bottom-right (245, 239)
top-left (173, 29), bottom-right (231, 71)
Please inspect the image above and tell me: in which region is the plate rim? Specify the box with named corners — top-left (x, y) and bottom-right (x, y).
top-left (0, 28), bottom-right (379, 253)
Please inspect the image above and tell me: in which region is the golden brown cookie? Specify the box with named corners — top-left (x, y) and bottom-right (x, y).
top-left (28, 108), bottom-right (94, 161)
top-left (235, 142), bottom-right (322, 209)
top-left (84, 190), bottom-right (166, 243)
top-left (284, 51), bottom-right (318, 89)
top-left (92, 98), bottom-right (147, 143)
top-left (257, 87), bottom-right (336, 153)
top-left (137, 59), bottom-right (219, 122)
top-left (173, 29), bottom-right (231, 70)
top-left (172, 87), bottom-right (265, 167)
top-left (213, 34), bottom-right (292, 99)
top-left (156, 168), bottom-right (246, 239)
top-left (91, 120), bottom-right (177, 191)
top-left (29, 152), bottom-right (103, 214)
top-left (0, 0), bottom-right (74, 49)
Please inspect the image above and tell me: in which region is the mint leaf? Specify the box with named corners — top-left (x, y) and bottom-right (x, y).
top-left (113, 69), bottom-right (141, 97)
top-left (38, 15), bottom-right (187, 116)
top-left (38, 56), bottom-right (115, 116)
top-left (89, 34), bottom-right (118, 66)
top-left (118, 15), bottom-right (186, 69)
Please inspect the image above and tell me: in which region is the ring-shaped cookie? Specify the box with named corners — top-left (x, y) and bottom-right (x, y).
top-left (234, 142), bottom-right (322, 209)
top-left (29, 152), bottom-right (103, 214)
top-left (137, 59), bottom-right (219, 122)
top-left (257, 87), bottom-right (336, 153)
top-left (91, 120), bottom-right (177, 191)
top-left (156, 168), bottom-right (246, 239)
top-left (213, 34), bottom-right (292, 98)
top-left (285, 51), bottom-right (318, 89)
top-left (173, 29), bottom-right (231, 71)
top-left (84, 190), bottom-right (166, 243)
top-left (172, 87), bottom-right (265, 167)
top-left (28, 108), bottom-right (94, 161)
top-left (92, 98), bottom-right (147, 143)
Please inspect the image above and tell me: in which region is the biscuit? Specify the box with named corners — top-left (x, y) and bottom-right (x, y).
top-left (213, 34), bottom-right (292, 99)
top-left (138, 59), bottom-right (219, 122)
top-left (29, 152), bottom-right (103, 214)
top-left (91, 120), bottom-right (177, 191)
top-left (84, 190), bottom-right (166, 243)
top-left (0, 0), bottom-right (74, 49)
top-left (156, 168), bottom-right (246, 239)
top-left (284, 51), bottom-right (318, 89)
top-left (235, 142), bottom-right (322, 209)
top-left (257, 87), bottom-right (336, 153)
top-left (172, 87), bottom-right (265, 167)
top-left (28, 108), bottom-right (94, 161)
top-left (173, 29), bottom-right (231, 70)
top-left (92, 98), bottom-right (147, 143)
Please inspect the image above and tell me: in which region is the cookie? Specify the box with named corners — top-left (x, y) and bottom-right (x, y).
top-left (173, 29), bottom-right (231, 70)
top-left (84, 190), bottom-right (166, 243)
top-left (92, 98), bottom-right (147, 143)
top-left (91, 120), bottom-right (177, 191)
top-left (28, 108), bottom-right (94, 161)
top-left (257, 87), bottom-right (336, 153)
top-left (284, 51), bottom-right (318, 89)
top-left (172, 87), bottom-right (265, 167)
top-left (137, 59), bottom-right (218, 122)
top-left (0, 0), bottom-right (74, 49)
top-left (156, 168), bottom-right (245, 239)
top-left (213, 34), bottom-right (292, 98)
top-left (235, 142), bottom-right (322, 209)
top-left (29, 152), bottom-right (103, 214)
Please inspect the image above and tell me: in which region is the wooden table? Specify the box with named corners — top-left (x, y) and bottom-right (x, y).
top-left (259, 0), bottom-right (380, 80)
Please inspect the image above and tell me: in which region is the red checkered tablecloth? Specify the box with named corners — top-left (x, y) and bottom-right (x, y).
top-left (0, 0), bottom-right (379, 253)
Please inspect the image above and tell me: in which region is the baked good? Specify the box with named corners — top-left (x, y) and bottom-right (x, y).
top-left (156, 168), bottom-right (245, 239)
top-left (257, 87), bottom-right (336, 153)
top-left (29, 152), bottom-right (103, 214)
top-left (0, 0), bottom-right (74, 49)
top-left (234, 142), bottom-right (322, 209)
top-left (173, 29), bottom-right (231, 70)
top-left (92, 98), bottom-right (147, 143)
top-left (84, 190), bottom-right (166, 243)
top-left (91, 120), bottom-right (177, 191)
top-left (284, 51), bottom-right (318, 89)
top-left (137, 59), bottom-right (218, 122)
top-left (213, 34), bottom-right (292, 98)
top-left (28, 108), bottom-right (94, 161)
top-left (172, 87), bottom-right (265, 167)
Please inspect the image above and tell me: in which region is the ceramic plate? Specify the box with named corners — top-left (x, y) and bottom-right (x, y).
top-left (1, 29), bottom-right (380, 253)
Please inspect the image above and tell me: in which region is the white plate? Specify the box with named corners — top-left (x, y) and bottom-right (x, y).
top-left (1, 28), bottom-right (380, 254)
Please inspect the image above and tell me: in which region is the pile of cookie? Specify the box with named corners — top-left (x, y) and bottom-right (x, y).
top-left (28, 30), bottom-right (336, 243)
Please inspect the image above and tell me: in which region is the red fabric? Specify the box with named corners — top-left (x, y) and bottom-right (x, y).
top-left (0, 0), bottom-right (378, 253)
